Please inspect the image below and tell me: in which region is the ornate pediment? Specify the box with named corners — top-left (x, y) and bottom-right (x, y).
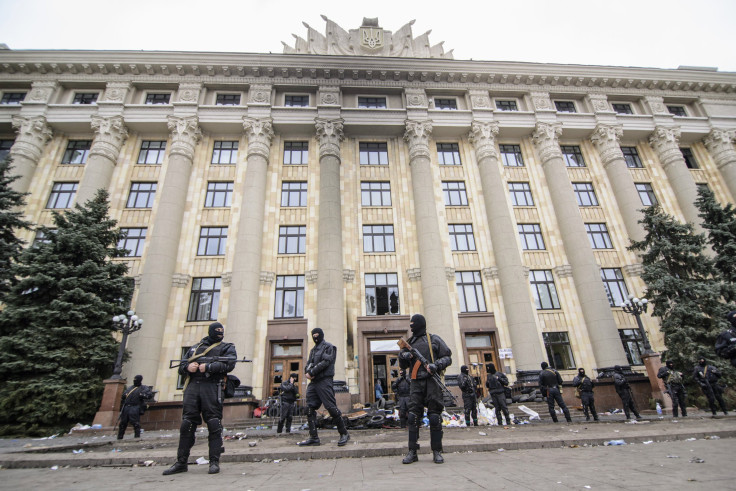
top-left (282, 16), bottom-right (453, 59)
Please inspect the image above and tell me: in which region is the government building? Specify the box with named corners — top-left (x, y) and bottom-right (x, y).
top-left (2, 17), bottom-right (736, 406)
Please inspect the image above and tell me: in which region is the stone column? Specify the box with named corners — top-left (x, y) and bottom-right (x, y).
top-left (9, 116), bottom-right (52, 193)
top-left (227, 117), bottom-right (274, 387)
top-left (648, 126), bottom-right (702, 229)
top-left (703, 129), bottom-right (736, 199)
top-left (127, 115), bottom-right (202, 383)
top-left (75, 116), bottom-right (128, 205)
top-left (468, 121), bottom-right (544, 370)
top-left (404, 119), bottom-right (458, 366)
top-left (315, 118), bottom-right (347, 381)
top-left (590, 123), bottom-right (646, 243)
top-left (532, 122), bottom-right (627, 368)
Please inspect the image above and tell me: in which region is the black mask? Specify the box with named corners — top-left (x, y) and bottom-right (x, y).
top-left (578, 369), bottom-right (585, 377)
top-left (208, 322), bottom-right (224, 343)
top-left (699, 359), bottom-right (706, 367)
top-left (614, 365), bottom-right (622, 373)
top-left (666, 361), bottom-right (674, 370)
top-left (409, 314), bottom-right (426, 336)
top-left (541, 362), bottom-right (549, 370)
top-left (727, 310), bottom-right (736, 327)
top-left (488, 363), bottom-right (497, 374)
top-left (133, 375), bottom-right (143, 387)
top-left (311, 327), bottom-right (324, 345)
top-left (461, 365), bottom-right (468, 374)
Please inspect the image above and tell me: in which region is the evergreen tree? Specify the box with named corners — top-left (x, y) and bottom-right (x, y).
top-left (629, 205), bottom-right (734, 382)
top-left (0, 190), bottom-right (132, 436)
top-left (695, 186), bottom-right (736, 300)
top-left (0, 159), bottom-right (31, 302)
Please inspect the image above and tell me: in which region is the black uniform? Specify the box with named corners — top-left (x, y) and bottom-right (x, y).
top-left (715, 316), bottom-right (736, 369)
top-left (391, 370), bottom-right (411, 428)
top-left (693, 359), bottom-right (728, 415)
top-left (118, 375), bottom-right (152, 439)
top-left (613, 365), bottom-right (641, 420)
top-left (277, 375), bottom-right (299, 434)
top-left (458, 366), bottom-right (478, 426)
top-left (539, 362), bottom-right (571, 423)
top-left (572, 369), bottom-right (598, 421)
top-left (485, 363), bottom-right (510, 425)
top-left (657, 362), bottom-right (687, 417)
top-left (399, 314), bottom-right (452, 464)
top-left (163, 322), bottom-right (236, 476)
top-left (298, 327), bottom-right (349, 446)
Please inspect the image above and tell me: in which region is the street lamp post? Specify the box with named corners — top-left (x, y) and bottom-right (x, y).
top-left (111, 310), bottom-right (144, 380)
top-left (620, 294), bottom-right (652, 354)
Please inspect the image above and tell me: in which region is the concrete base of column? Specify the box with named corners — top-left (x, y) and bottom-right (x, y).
top-left (640, 352), bottom-right (671, 410)
top-left (92, 378), bottom-right (127, 427)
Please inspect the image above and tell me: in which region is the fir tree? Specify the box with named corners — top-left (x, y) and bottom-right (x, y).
top-left (695, 186), bottom-right (736, 300)
top-left (0, 190), bottom-right (132, 436)
top-left (0, 159), bottom-right (31, 302)
top-left (629, 205), bottom-right (734, 382)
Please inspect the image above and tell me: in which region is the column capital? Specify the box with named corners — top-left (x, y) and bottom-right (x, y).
top-left (590, 123), bottom-right (624, 167)
top-left (703, 128), bottom-right (736, 170)
top-left (315, 117), bottom-right (344, 160)
top-left (167, 115), bottom-right (202, 160)
top-left (403, 119), bottom-right (433, 161)
top-left (648, 126), bottom-right (682, 169)
top-left (468, 120), bottom-right (500, 161)
top-left (531, 121), bottom-right (563, 165)
top-left (11, 115), bottom-right (52, 162)
top-left (90, 115), bottom-right (128, 163)
top-left (242, 117), bottom-right (274, 161)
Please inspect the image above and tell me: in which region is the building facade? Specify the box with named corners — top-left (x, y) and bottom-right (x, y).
top-left (1, 18), bottom-right (736, 404)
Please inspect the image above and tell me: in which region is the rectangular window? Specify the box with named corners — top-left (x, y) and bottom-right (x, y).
top-left (363, 225), bottom-right (395, 253)
top-left (187, 277), bottom-right (221, 321)
top-left (437, 143), bottom-right (461, 165)
top-left (284, 141), bottom-right (308, 165)
top-left (619, 329), bottom-right (645, 365)
top-left (681, 148), bottom-right (698, 169)
top-left (137, 141), bottom-right (166, 165)
top-left (1, 92), bottom-right (26, 104)
top-left (667, 105), bottom-right (687, 117)
top-left (118, 228), bottom-right (147, 257)
top-left (496, 100), bottom-right (518, 111)
top-left (500, 144), bottom-right (524, 167)
top-left (636, 183), bottom-right (658, 206)
top-left (126, 182), bottom-right (157, 208)
top-left (509, 182), bottom-right (534, 206)
top-left (0, 139), bottom-right (13, 161)
top-left (449, 224), bottom-right (476, 251)
top-left (621, 146), bottom-right (643, 168)
top-left (601, 268), bottom-right (629, 307)
top-left (275, 275), bottom-right (305, 318)
top-left (554, 101), bottom-right (577, 113)
top-left (543, 332), bottom-right (576, 370)
top-left (211, 141), bottom-right (238, 164)
top-left (46, 182), bottom-right (78, 209)
top-left (285, 95), bottom-right (309, 107)
top-left (442, 181), bottom-right (468, 206)
top-left (361, 181), bottom-right (391, 207)
top-left (365, 273), bottom-right (400, 315)
top-left (278, 225), bottom-right (306, 254)
top-left (612, 103), bottom-right (633, 115)
top-left (61, 140), bottom-right (92, 164)
top-left (455, 271), bottom-right (486, 313)
top-left (72, 92), bottom-right (98, 104)
top-left (358, 96), bottom-right (387, 109)
top-left (518, 223), bottom-right (545, 250)
top-left (198, 226), bottom-right (228, 256)
top-left (530, 270), bottom-right (561, 310)
top-left (204, 182), bottom-right (233, 208)
top-left (145, 93), bottom-right (171, 104)
top-left (573, 182), bottom-right (599, 207)
top-left (281, 181), bottom-right (308, 207)
top-left (33, 229), bottom-right (56, 246)
top-left (585, 223), bottom-right (613, 249)
top-left (216, 94), bottom-right (240, 106)
top-left (434, 98), bottom-right (458, 110)
top-left (359, 142), bottom-right (389, 165)
top-left (561, 145), bottom-right (586, 167)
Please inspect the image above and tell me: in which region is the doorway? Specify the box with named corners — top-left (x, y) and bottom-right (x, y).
top-left (268, 342), bottom-right (303, 397)
top-left (465, 333), bottom-right (500, 398)
top-left (369, 339), bottom-right (400, 402)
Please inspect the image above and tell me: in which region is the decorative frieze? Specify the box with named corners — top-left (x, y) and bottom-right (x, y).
top-left (530, 91), bottom-right (553, 112)
top-left (468, 121), bottom-right (500, 161)
top-left (177, 83), bottom-right (202, 104)
top-left (171, 273), bottom-right (191, 288)
top-left (623, 263), bottom-right (644, 277)
top-left (243, 117), bottom-right (274, 161)
top-left (403, 120), bottom-right (433, 161)
top-left (10, 115), bottom-right (52, 162)
top-left (468, 89), bottom-right (492, 110)
top-left (315, 118), bottom-right (344, 160)
top-left (26, 81), bottom-right (57, 103)
top-left (90, 116), bottom-right (128, 163)
top-left (221, 271), bottom-right (232, 286)
top-left (247, 84), bottom-right (272, 105)
top-left (445, 267), bottom-right (455, 280)
top-left (587, 93), bottom-right (612, 113)
top-left (102, 82), bottom-right (130, 103)
top-left (481, 267), bottom-right (499, 280)
top-left (405, 88), bottom-right (428, 108)
top-left (644, 96), bottom-right (669, 115)
top-left (531, 122), bottom-right (563, 165)
top-left (167, 115), bottom-right (202, 160)
top-left (318, 86), bottom-right (340, 106)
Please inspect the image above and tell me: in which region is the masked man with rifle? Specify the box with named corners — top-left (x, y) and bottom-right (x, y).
top-left (162, 322), bottom-right (236, 476)
top-left (693, 357), bottom-right (728, 417)
top-left (117, 374), bottom-right (153, 439)
top-left (613, 365), bottom-right (641, 421)
top-left (657, 360), bottom-right (687, 418)
top-left (539, 362), bottom-right (572, 423)
top-left (398, 314), bottom-right (452, 464)
top-left (458, 365), bottom-right (478, 427)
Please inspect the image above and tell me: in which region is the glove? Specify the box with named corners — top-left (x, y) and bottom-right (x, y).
top-left (427, 363), bottom-right (437, 374)
top-left (399, 351), bottom-right (413, 361)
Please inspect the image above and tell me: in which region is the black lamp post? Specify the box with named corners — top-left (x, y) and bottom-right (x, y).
top-left (620, 294), bottom-right (653, 354)
top-left (111, 310), bottom-right (143, 380)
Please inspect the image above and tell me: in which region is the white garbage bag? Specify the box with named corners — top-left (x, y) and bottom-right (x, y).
top-left (517, 404), bottom-right (540, 420)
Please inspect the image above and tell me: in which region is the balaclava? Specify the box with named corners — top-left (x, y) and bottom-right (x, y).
top-left (289, 373), bottom-right (298, 382)
top-left (578, 368), bottom-right (586, 378)
top-left (727, 310), bottom-right (736, 328)
top-left (666, 360), bottom-right (675, 370)
top-left (488, 363), bottom-right (497, 374)
top-left (133, 375), bottom-right (143, 387)
top-left (409, 314), bottom-right (426, 336)
top-left (461, 365), bottom-right (469, 374)
top-left (614, 365), bottom-right (623, 373)
top-left (698, 357), bottom-right (707, 367)
top-left (399, 369), bottom-right (406, 377)
top-left (208, 322), bottom-right (224, 343)
top-left (541, 362), bottom-right (549, 370)
top-left (311, 327), bottom-right (324, 345)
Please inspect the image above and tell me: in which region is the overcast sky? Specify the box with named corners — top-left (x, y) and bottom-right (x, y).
top-left (1, 0), bottom-right (735, 71)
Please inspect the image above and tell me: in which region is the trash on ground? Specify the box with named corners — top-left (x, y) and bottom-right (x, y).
top-left (604, 440), bottom-right (626, 446)
top-left (72, 449), bottom-right (85, 454)
top-left (91, 424), bottom-right (102, 429)
top-left (569, 444), bottom-right (579, 448)
top-left (497, 448), bottom-right (505, 452)
top-left (517, 405), bottom-right (540, 421)
top-left (685, 438), bottom-right (696, 441)
top-left (141, 460), bottom-right (155, 467)
top-left (705, 435), bottom-right (720, 440)
top-left (690, 457), bottom-right (705, 463)
top-left (666, 455), bottom-right (680, 458)
top-left (50, 466), bottom-right (59, 470)
top-left (196, 457), bottom-right (209, 465)
top-left (249, 441), bottom-right (258, 447)
top-left (642, 441), bottom-right (653, 444)
top-left (274, 459), bottom-right (281, 463)
top-left (478, 432), bottom-right (487, 436)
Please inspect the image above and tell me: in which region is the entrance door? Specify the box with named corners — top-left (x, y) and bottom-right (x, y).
top-left (269, 342), bottom-right (303, 397)
top-left (369, 339), bottom-right (400, 402)
top-left (465, 333), bottom-right (500, 398)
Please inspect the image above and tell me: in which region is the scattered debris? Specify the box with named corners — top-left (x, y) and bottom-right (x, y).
top-left (196, 457), bottom-right (209, 465)
top-left (249, 441), bottom-right (258, 447)
top-left (517, 405), bottom-right (540, 421)
top-left (604, 440), bottom-right (626, 446)
top-left (478, 432), bottom-right (487, 436)
top-left (690, 457), bottom-right (705, 463)
top-left (705, 435), bottom-right (720, 440)
top-left (685, 438), bottom-right (697, 441)
top-left (642, 441), bottom-right (653, 445)
top-left (497, 448), bottom-right (505, 452)
top-left (274, 459), bottom-right (282, 463)
top-left (569, 444), bottom-right (579, 448)
top-left (72, 449), bottom-right (85, 454)
top-left (51, 466), bottom-right (59, 470)
top-left (141, 460), bottom-right (155, 467)
top-left (584, 486), bottom-right (592, 489)
top-left (666, 455), bottom-right (680, 458)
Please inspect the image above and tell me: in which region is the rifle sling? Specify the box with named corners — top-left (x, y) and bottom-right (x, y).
top-left (182, 342), bottom-right (222, 392)
top-left (122, 386), bottom-right (139, 406)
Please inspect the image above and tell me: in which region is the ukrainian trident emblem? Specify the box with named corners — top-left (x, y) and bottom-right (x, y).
top-left (360, 26), bottom-right (384, 49)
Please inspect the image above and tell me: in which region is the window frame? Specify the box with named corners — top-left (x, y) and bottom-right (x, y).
top-left (612, 103), bottom-right (633, 115)
top-left (636, 182), bottom-right (658, 206)
top-left (186, 277), bottom-right (221, 322)
top-left (361, 181), bottom-right (392, 207)
top-left (126, 182), bottom-right (157, 209)
top-left (621, 146), bottom-right (643, 168)
top-left (619, 329), bottom-right (645, 365)
top-left (518, 223), bottom-right (546, 250)
top-left (283, 141), bottom-right (309, 165)
top-left (434, 98), bottom-right (458, 110)
top-left (46, 182), bottom-right (78, 209)
top-left (554, 100), bottom-right (577, 113)
top-left (137, 140), bottom-right (167, 165)
top-left (284, 94), bottom-right (309, 107)
top-left (495, 99), bottom-right (519, 111)
top-left (572, 182), bottom-right (599, 207)
top-left (543, 332), bottom-right (576, 370)
top-left (449, 224), bottom-right (476, 252)
top-left (509, 181), bottom-right (534, 206)
top-left (72, 92), bottom-right (99, 105)
top-left (585, 223), bottom-right (613, 249)
top-left (561, 145), bottom-right (586, 167)
top-left (211, 141), bottom-right (238, 165)
top-left (215, 93), bottom-right (241, 106)
top-left (365, 273), bottom-right (400, 316)
top-left (0, 139), bottom-right (13, 161)
top-left (61, 140), bottom-right (92, 165)
top-left (530, 270), bottom-right (561, 310)
top-left (680, 147), bottom-right (699, 169)
top-left (442, 181), bottom-right (469, 206)
top-left (204, 181), bottom-right (234, 208)
top-left (197, 226), bottom-right (228, 256)
top-left (601, 268), bottom-right (629, 308)
top-left (278, 225), bottom-right (307, 254)
top-left (358, 96), bottom-right (387, 109)
top-left (437, 143), bottom-right (462, 165)
top-left (274, 275), bottom-right (305, 318)
top-left (280, 181), bottom-right (308, 207)
top-left (0, 92), bottom-right (26, 104)
top-left (359, 142), bottom-right (389, 166)
top-left (362, 224), bottom-right (395, 253)
top-left (455, 271), bottom-right (486, 313)
top-left (145, 93), bottom-right (171, 105)
top-left (667, 105), bottom-right (687, 117)
top-left (118, 227), bottom-right (147, 257)
top-left (500, 144), bottom-right (525, 167)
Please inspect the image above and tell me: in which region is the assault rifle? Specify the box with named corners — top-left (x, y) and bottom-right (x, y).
top-left (168, 356), bottom-right (252, 369)
top-left (397, 338), bottom-right (457, 405)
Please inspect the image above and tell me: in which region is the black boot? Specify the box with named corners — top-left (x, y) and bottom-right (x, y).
top-left (335, 413), bottom-right (349, 446)
top-left (285, 417), bottom-right (292, 433)
top-left (164, 419), bottom-right (196, 475)
top-left (337, 433), bottom-right (350, 446)
top-left (162, 460), bottom-right (188, 475)
top-left (298, 408), bottom-right (320, 446)
top-left (206, 418), bottom-right (223, 471)
top-left (277, 420), bottom-right (284, 434)
top-left (433, 451), bottom-right (444, 464)
top-left (402, 449), bottom-right (418, 464)
top-left (208, 461), bottom-right (220, 474)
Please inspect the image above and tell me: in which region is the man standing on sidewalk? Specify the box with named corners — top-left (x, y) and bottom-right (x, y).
top-left (117, 375), bottom-right (153, 439)
top-left (391, 368), bottom-right (411, 428)
top-left (277, 373), bottom-right (299, 434)
top-left (693, 357), bottom-right (729, 417)
top-left (657, 360), bottom-right (687, 418)
top-left (572, 368), bottom-right (598, 421)
top-left (613, 365), bottom-right (641, 421)
top-left (458, 365), bottom-right (478, 427)
top-left (485, 363), bottom-right (510, 426)
top-left (539, 362), bottom-right (571, 423)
